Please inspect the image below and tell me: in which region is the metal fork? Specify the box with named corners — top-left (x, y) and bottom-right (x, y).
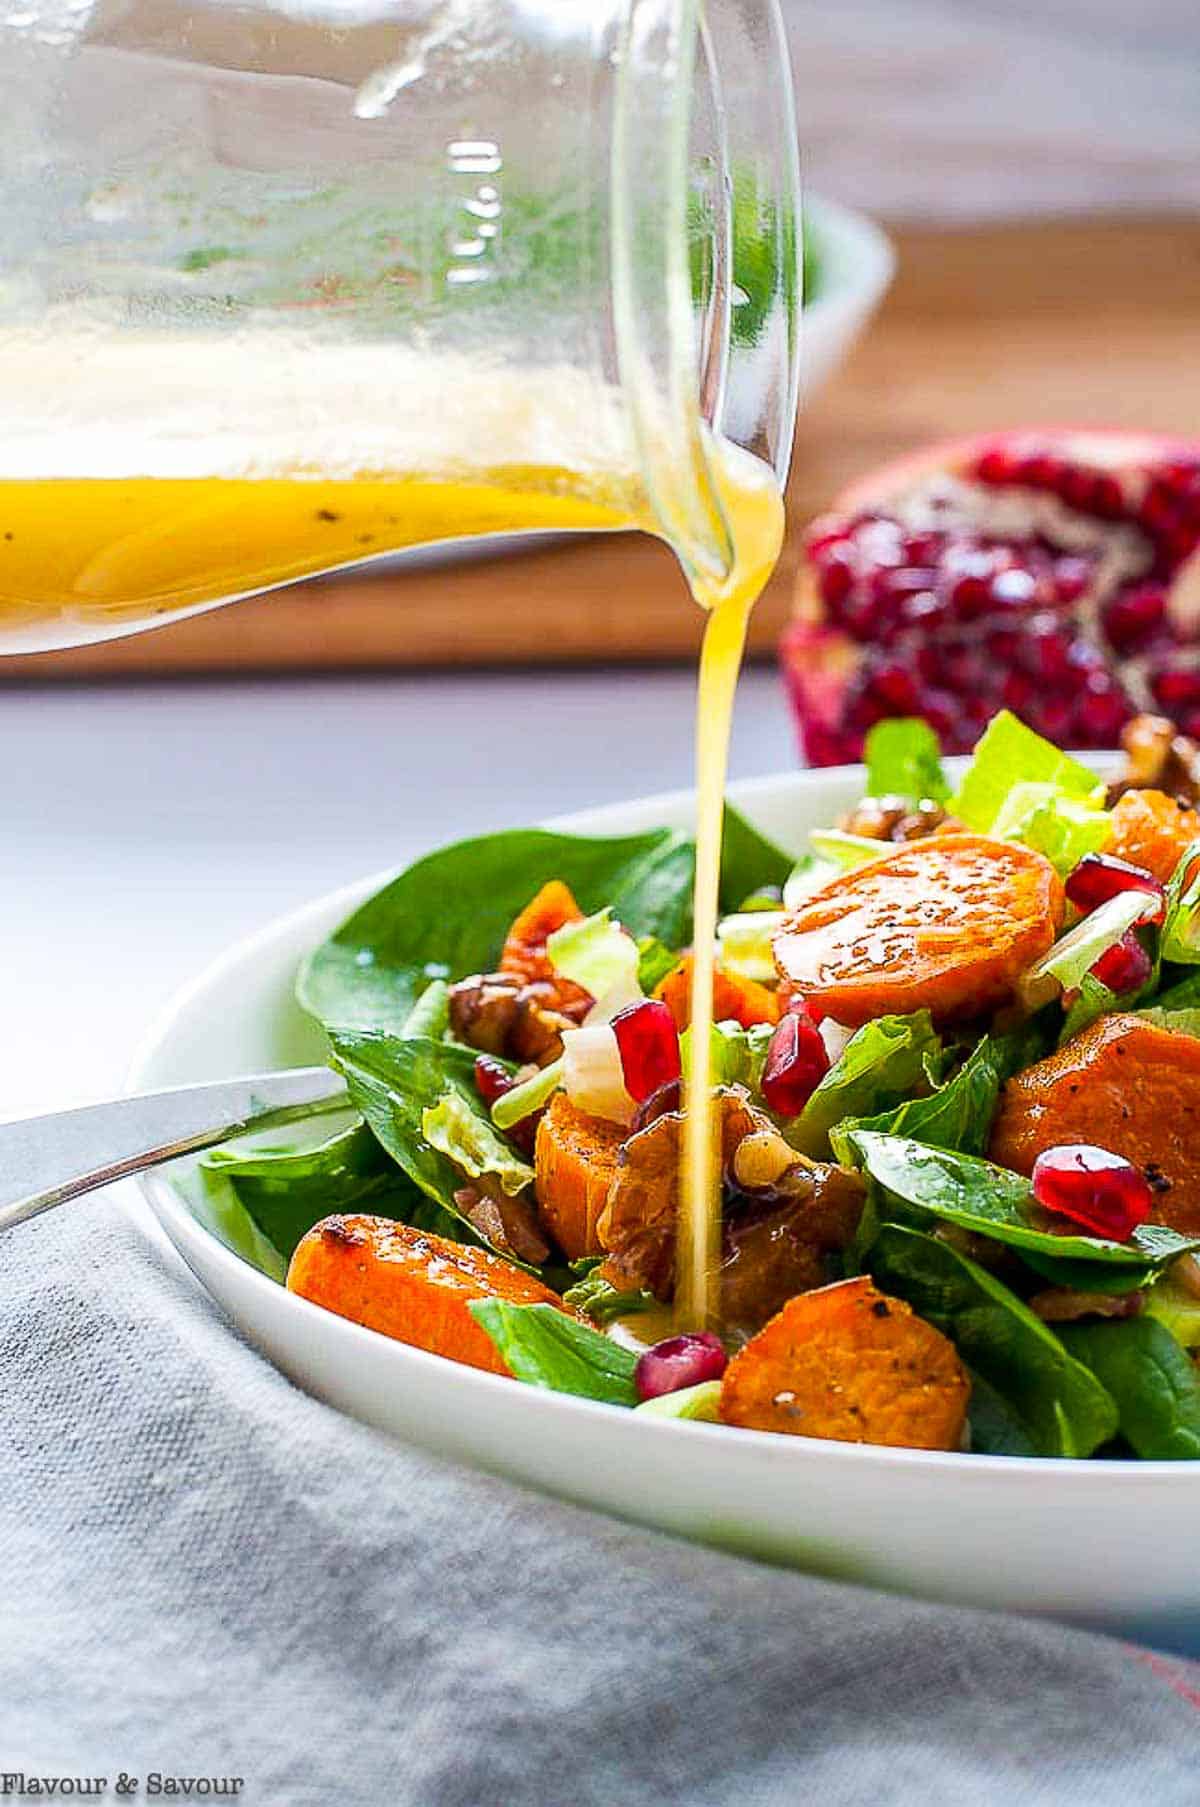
top-left (0, 1067), bottom-right (348, 1233)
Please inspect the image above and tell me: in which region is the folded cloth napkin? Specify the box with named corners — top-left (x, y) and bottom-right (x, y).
top-left (3, 1191), bottom-right (1200, 1806)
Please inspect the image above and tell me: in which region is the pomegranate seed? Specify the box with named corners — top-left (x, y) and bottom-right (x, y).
top-left (611, 999), bottom-right (681, 1104)
top-left (473, 1055), bottom-right (539, 1154)
top-left (1019, 452), bottom-right (1061, 490)
top-left (1053, 555), bottom-right (1094, 604)
top-left (901, 531), bottom-right (944, 565)
top-left (1065, 851), bottom-right (1166, 924)
top-left (474, 1053), bottom-right (514, 1106)
top-left (1103, 583), bottom-right (1166, 651)
top-left (817, 551), bottom-right (855, 606)
top-left (1090, 474), bottom-right (1125, 519)
top-left (1031, 1144), bottom-right (1153, 1241)
top-left (1089, 928), bottom-right (1153, 996)
top-left (989, 567), bottom-right (1041, 611)
top-left (1152, 666), bottom-right (1200, 711)
top-left (1059, 465), bottom-right (1097, 513)
top-left (1073, 676), bottom-right (1131, 744)
top-left (759, 1010), bottom-right (830, 1117)
top-left (865, 662), bottom-right (920, 711)
top-left (976, 444), bottom-right (1020, 485)
top-left (634, 1332), bottom-right (728, 1401)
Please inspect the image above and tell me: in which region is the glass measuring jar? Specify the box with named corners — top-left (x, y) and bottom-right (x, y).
top-left (0, 0), bottom-right (800, 651)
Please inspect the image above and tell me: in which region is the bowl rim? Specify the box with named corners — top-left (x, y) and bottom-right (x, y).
top-left (128, 756), bottom-right (1200, 1485)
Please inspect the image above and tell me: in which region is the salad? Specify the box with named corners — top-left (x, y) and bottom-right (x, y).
top-left (193, 708), bottom-right (1200, 1461)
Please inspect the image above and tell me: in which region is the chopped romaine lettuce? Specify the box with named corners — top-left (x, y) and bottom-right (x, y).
top-left (951, 710), bottom-right (1102, 833)
top-left (791, 1012), bottom-right (942, 1156)
top-left (547, 906), bottom-right (640, 1000)
top-left (863, 717), bottom-right (949, 806)
top-left (422, 1090), bottom-right (535, 1197)
top-left (1030, 891), bottom-right (1155, 997)
top-left (808, 828), bottom-right (889, 868)
top-left (989, 781), bottom-right (1111, 875)
top-left (634, 1381), bottom-right (722, 1422)
top-left (782, 853), bottom-right (840, 909)
top-left (561, 1022), bottom-right (634, 1125)
top-left (716, 909), bottom-right (787, 981)
top-left (635, 936), bottom-right (680, 994)
top-left (1145, 1270), bottom-right (1200, 1348)
top-left (680, 1018), bottom-right (775, 1091)
top-left (1160, 839), bottom-right (1200, 966)
top-left (563, 1265), bottom-right (657, 1324)
top-left (490, 1055), bottom-right (564, 1130)
top-left (1137, 1005), bottom-right (1200, 1039)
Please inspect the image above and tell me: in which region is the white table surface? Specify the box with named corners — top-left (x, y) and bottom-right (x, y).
top-left (1, 665), bottom-right (795, 1120)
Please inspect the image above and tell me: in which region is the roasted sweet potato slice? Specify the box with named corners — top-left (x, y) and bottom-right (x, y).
top-left (773, 831), bottom-right (1064, 1027)
top-left (654, 955), bottom-right (781, 1031)
top-left (534, 1091), bottom-right (625, 1261)
top-left (989, 1012), bottom-right (1200, 1233)
top-left (1107, 789), bottom-right (1200, 885)
top-left (719, 1276), bottom-right (969, 1449)
top-left (287, 1215), bottom-right (570, 1375)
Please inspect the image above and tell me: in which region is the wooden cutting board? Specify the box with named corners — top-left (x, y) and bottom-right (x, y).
top-left (8, 217), bottom-right (1200, 679)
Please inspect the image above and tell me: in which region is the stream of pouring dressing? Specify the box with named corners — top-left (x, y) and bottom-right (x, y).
top-left (674, 442), bottom-right (785, 1333)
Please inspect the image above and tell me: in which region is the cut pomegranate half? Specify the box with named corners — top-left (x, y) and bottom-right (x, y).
top-left (782, 428), bottom-right (1200, 764)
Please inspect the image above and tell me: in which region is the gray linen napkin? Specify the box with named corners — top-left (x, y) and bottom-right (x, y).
top-left (3, 1190), bottom-right (1199, 1806)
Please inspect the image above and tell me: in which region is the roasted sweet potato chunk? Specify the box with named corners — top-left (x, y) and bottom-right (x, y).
top-left (534, 1091), bottom-right (625, 1261)
top-left (654, 955), bottom-right (781, 1030)
top-left (501, 880), bottom-right (587, 993)
top-left (989, 1012), bottom-right (1200, 1234)
top-left (1106, 789), bottom-right (1200, 885)
top-left (719, 1276), bottom-right (969, 1449)
top-left (287, 1215), bottom-right (570, 1374)
top-left (773, 832), bottom-right (1064, 1027)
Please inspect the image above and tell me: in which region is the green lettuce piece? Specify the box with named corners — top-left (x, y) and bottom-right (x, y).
top-left (989, 781), bottom-right (1111, 875)
top-left (830, 1035), bottom-right (1002, 1164)
top-left (330, 1033), bottom-right (530, 1262)
top-left (547, 907), bottom-right (639, 999)
top-left (680, 1018), bottom-right (774, 1091)
top-left (782, 852), bottom-right (840, 909)
top-left (808, 829), bottom-right (888, 868)
top-left (422, 1090), bottom-right (534, 1197)
top-left (951, 710), bottom-right (1102, 833)
top-left (636, 936), bottom-right (680, 994)
top-left (848, 1132), bottom-right (1200, 1277)
top-left (634, 1381), bottom-right (722, 1422)
top-left (791, 1013), bottom-right (941, 1157)
top-left (1059, 1317), bottom-right (1200, 1459)
top-left (201, 1114), bottom-right (426, 1263)
top-left (1145, 1273), bottom-right (1200, 1348)
top-left (1149, 969), bottom-right (1200, 1013)
top-left (469, 1301), bottom-right (639, 1405)
top-left (868, 1223), bottom-right (1118, 1457)
top-left (863, 717), bottom-right (949, 806)
top-left (716, 909), bottom-right (787, 982)
top-left (491, 1056), bottom-right (564, 1131)
top-left (1059, 973), bottom-right (1119, 1044)
top-left (1032, 891), bottom-right (1153, 994)
top-left (1160, 838), bottom-right (1200, 966)
top-left (401, 978), bottom-right (450, 1040)
top-left (563, 1266), bottom-right (657, 1325)
top-left (1138, 1005), bottom-right (1200, 1039)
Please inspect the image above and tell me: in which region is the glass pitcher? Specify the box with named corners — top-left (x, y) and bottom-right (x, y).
top-left (0, 0), bottom-right (800, 652)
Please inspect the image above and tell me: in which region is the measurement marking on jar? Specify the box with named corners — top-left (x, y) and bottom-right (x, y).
top-left (446, 144), bottom-right (502, 286)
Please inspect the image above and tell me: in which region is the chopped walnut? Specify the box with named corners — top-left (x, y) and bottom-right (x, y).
top-left (448, 971), bottom-right (589, 1066)
top-left (452, 1184), bottom-right (550, 1266)
top-left (1107, 713), bottom-right (1200, 807)
top-left (1029, 1287), bottom-right (1144, 1324)
top-left (838, 792), bottom-right (949, 842)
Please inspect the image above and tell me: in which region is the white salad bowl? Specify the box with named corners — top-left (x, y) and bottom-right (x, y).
top-left (130, 760), bottom-right (1200, 1652)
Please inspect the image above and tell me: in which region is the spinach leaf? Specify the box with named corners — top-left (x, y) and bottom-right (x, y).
top-left (792, 1013), bottom-right (941, 1157)
top-left (720, 803), bottom-right (794, 908)
top-left (299, 826), bottom-right (695, 1034)
top-left (831, 1035), bottom-right (1001, 1163)
top-left (868, 1223), bottom-right (1118, 1457)
top-left (1058, 1317), bottom-right (1200, 1459)
top-left (469, 1301), bottom-right (639, 1404)
top-left (329, 1032), bottom-right (514, 1257)
top-left (849, 1132), bottom-right (1200, 1277)
top-left (963, 1367), bottom-right (1041, 1457)
top-left (201, 1115), bottom-right (426, 1262)
top-left (863, 717), bottom-right (949, 806)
